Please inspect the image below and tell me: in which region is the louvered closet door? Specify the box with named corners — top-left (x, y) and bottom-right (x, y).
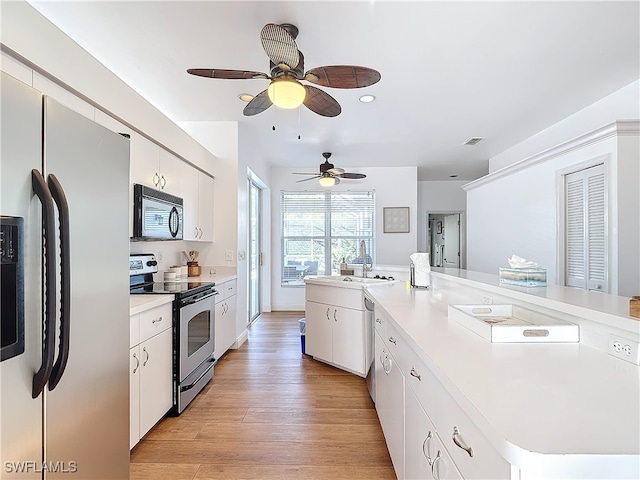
top-left (565, 164), bottom-right (606, 292)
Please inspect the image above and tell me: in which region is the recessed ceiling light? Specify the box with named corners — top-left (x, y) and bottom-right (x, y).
top-left (359, 94), bottom-right (376, 103)
top-left (238, 93), bottom-right (254, 102)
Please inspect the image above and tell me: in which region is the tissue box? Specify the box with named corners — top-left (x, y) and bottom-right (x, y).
top-left (499, 267), bottom-right (547, 287)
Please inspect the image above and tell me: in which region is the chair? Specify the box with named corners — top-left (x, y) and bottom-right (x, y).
top-left (303, 261), bottom-right (318, 276)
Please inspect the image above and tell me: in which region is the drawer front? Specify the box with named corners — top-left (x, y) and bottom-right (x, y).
top-left (374, 307), bottom-right (386, 336)
top-left (425, 373), bottom-right (510, 479)
top-left (224, 279), bottom-right (237, 299)
top-left (385, 320), bottom-right (409, 373)
top-left (306, 284), bottom-right (363, 310)
top-left (130, 314), bottom-right (140, 348)
top-left (139, 303), bottom-right (173, 342)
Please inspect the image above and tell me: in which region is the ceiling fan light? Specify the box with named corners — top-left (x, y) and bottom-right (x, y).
top-left (318, 175), bottom-right (335, 187)
top-left (267, 78), bottom-right (306, 109)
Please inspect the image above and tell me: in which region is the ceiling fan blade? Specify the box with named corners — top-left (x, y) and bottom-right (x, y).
top-left (304, 66), bottom-right (381, 88)
top-left (295, 175), bottom-right (322, 183)
top-left (243, 89), bottom-right (272, 116)
top-left (327, 167), bottom-right (345, 175)
top-left (187, 68), bottom-right (269, 80)
top-left (260, 23), bottom-right (299, 69)
top-left (339, 172), bottom-right (367, 180)
top-left (303, 85), bottom-right (341, 117)
top-left (292, 172), bottom-right (318, 175)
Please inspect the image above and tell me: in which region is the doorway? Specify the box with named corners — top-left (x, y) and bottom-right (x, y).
top-left (248, 179), bottom-right (262, 324)
top-left (427, 213), bottom-right (461, 268)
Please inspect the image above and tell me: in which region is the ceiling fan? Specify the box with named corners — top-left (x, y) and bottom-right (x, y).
top-left (187, 23), bottom-right (381, 118)
top-left (293, 152), bottom-right (366, 187)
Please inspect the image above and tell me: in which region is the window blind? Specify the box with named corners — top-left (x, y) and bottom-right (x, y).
top-left (281, 191), bottom-right (375, 284)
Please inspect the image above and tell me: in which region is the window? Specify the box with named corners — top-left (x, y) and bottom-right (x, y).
top-left (565, 163), bottom-right (607, 292)
top-left (281, 191), bottom-right (375, 285)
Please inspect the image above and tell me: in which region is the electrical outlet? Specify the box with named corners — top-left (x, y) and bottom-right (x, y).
top-left (225, 250), bottom-right (233, 261)
top-left (482, 295), bottom-right (493, 305)
top-left (157, 250), bottom-right (163, 263)
top-left (608, 334), bottom-right (640, 365)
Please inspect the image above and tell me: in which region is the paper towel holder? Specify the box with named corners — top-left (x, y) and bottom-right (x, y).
top-left (410, 262), bottom-right (430, 289)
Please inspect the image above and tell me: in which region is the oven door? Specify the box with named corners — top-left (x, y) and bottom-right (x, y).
top-left (179, 291), bottom-right (216, 381)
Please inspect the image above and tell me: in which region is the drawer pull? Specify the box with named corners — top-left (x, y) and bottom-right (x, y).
top-left (452, 426), bottom-right (474, 457)
top-left (410, 367), bottom-right (422, 381)
top-left (152, 316), bottom-right (163, 324)
top-left (422, 431), bottom-right (433, 465)
top-left (375, 318), bottom-right (383, 324)
top-left (431, 450), bottom-right (442, 480)
top-left (388, 336), bottom-right (397, 345)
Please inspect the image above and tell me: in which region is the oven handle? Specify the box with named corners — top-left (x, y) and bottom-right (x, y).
top-left (182, 291), bottom-right (218, 306)
top-left (180, 358), bottom-right (216, 392)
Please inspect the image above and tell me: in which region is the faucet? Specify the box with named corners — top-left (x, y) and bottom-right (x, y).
top-left (359, 240), bottom-right (373, 278)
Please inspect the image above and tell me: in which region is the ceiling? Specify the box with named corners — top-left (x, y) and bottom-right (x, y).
top-left (28, 1), bottom-right (640, 181)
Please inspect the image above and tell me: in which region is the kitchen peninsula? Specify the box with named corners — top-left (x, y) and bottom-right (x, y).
top-left (364, 268), bottom-right (640, 479)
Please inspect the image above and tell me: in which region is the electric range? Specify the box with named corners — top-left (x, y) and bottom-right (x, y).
top-left (129, 253), bottom-right (217, 414)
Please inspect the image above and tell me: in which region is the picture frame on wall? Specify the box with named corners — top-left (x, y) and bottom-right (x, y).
top-left (383, 207), bottom-right (410, 233)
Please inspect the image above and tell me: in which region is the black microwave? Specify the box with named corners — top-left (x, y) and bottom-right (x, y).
top-left (132, 184), bottom-right (184, 241)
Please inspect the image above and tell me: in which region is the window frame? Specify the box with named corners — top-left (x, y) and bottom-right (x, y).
top-left (280, 190), bottom-right (375, 286)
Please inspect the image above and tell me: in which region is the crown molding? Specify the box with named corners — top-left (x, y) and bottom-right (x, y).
top-left (463, 120), bottom-right (640, 191)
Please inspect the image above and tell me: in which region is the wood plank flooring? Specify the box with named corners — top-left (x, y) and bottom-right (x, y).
top-left (130, 311), bottom-right (396, 480)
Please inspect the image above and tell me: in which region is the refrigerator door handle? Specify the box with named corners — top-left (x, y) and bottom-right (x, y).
top-left (31, 169), bottom-right (57, 398)
top-left (47, 174), bottom-right (71, 391)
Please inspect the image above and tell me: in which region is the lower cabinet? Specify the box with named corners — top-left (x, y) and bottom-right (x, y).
top-left (405, 384), bottom-right (461, 480)
top-left (375, 331), bottom-right (405, 479)
top-left (130, 303), bottom-right (173, 449)
top-left (214, 279), bottom-right (237, 358)
top-left (306, 300), bottom-right (368, 376)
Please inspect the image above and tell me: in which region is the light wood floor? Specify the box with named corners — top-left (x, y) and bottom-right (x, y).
top-left (130, 311), bottom-right (396, 480)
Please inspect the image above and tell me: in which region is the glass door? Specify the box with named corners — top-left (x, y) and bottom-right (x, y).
top-left (248, 179), bottom-right (262, 324)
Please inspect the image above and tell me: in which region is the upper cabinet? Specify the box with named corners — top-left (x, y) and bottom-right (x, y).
top-left (131, 134), bottom-right (180, 196)
top-left (180, 162), bottom-right (214, 242)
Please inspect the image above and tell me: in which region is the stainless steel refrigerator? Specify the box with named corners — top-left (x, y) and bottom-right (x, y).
top-left (1, 72), bottom-right (130, 479)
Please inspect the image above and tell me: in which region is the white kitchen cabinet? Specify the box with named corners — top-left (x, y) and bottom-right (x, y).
top-left (138, 327), bottom-right (173, 438)
top-left (131, 134), bottom-right (181, 195)
top-left (375, 330), bottom-right (405, 479)
top-left (180, 162), bottom-right (214, 241)
top-left (130, 302), bottom-right (173, 449)
top-left (406, 384), bottom-right (462, 480)
top-left (214, 279), bottom-right (237, 358)
top-left (305, 283), bottom-right (370, 376)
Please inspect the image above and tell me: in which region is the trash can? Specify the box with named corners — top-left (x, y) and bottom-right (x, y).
top-left (298, 318), bottom-right (306, 355)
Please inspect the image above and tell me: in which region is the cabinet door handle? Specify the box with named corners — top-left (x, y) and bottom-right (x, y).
top-left (160, 175), bottom-right (166, 189)
top-left (199, 227), bottom-right (203, 238)
top-left (375, 318), bottom-right (383, 324)
top-left (431, 450), bottom-right (442, 480)
top-left (422, 431), bottom-right (433, 466)
top-left (142, 347), bottom-right (149, 366)
top-left (195, 227), bottom-right (199, 238)
top-left (152, 316), bottom-right (163, 324)
top-left (333, 310), bottom-right (337, 322)
top-left (388, 336), bottom-right (397, 345)
top-left (410, 367), bottom-right (422, 381)
top-left (153, 172), bottom-right (160, 186)
top-left (132, 353), bottom-right (140, 374)
top-left (452, 426), bottom-right (474, 457)
top-left (326, 308), bottom-right (330, 321)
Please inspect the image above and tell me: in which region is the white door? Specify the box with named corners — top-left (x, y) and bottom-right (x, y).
top-left (443, 214), bottom-right (460, 268)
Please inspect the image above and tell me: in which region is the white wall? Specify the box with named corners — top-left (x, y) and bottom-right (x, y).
top-left (489, 80), bottom-right (640, 172)
top-left (466, 125), bottom-right (639, 296)
top-left (270, 166), bottom-right (417, 310)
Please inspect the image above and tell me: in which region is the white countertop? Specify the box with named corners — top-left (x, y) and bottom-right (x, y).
top-left (129, 294), bottom-right (174, 315)
top-left (365, 272), bottom-right (640, 474)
